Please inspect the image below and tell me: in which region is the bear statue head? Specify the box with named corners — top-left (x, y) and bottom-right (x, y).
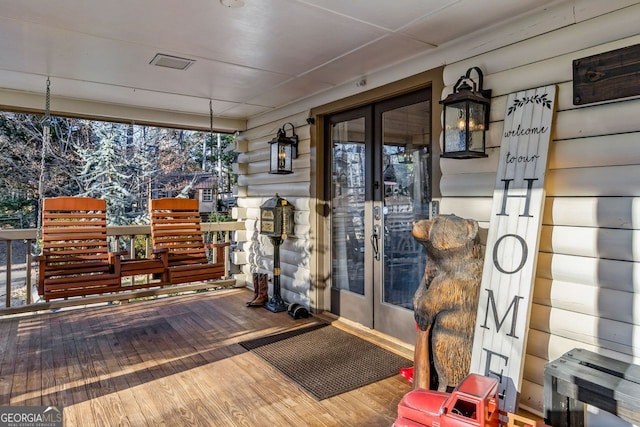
top-left (412, 214), bottom-right (480, 260)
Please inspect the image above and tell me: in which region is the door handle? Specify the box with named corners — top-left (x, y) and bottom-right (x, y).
top-left (370, 225), bottom-right (381, 261)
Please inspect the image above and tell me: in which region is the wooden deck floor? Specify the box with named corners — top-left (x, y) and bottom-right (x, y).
top-left (0, 287), bottom-right (413, 426)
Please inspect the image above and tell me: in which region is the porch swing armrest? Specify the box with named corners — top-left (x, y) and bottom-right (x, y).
top-left (151, 247), bottom-right (169, 267)
top-left (204, 241), bottom-right (231, 249)
top-left (37, 254), bottom-right (49, 296)
top-left (204, 241), bottom-right (231, 258)
top-left (108, 251), bottom-right (122, 274)
top-left (36, 250), bottom-right (59, 266)
top-left (112, 248), bottom-right (167, 259)
top-left (204, 241), bottom-right (230, 265)
top-left (36, 251), bottom-right (51, 269)
top-left (150, 247), bottom-right (169, 265)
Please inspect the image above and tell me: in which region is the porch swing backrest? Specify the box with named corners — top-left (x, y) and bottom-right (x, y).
top-left (149, 198), bottom-right (228, 285)
top-left (150, 198), bottom-right (209, 266)
top-left (38, 196), bottom-right (122, 299)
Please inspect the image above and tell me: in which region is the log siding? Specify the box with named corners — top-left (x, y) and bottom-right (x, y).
top-left (233, 112), bottom-right (312, 307)
top-left (440, 6), bottom-right (640, 420)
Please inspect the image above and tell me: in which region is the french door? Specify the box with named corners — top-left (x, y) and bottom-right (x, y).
top-left (328, 88), bottom-right (432, 343)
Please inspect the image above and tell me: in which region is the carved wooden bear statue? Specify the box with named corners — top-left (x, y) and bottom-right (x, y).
top-left (412, 214), bottom-right (483, 392)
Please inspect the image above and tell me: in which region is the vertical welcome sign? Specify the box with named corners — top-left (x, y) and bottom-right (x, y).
top-left (470, 85), bottom-right (557, 412)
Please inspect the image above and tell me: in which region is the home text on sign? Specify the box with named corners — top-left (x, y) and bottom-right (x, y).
top-left (470, 85), bottom-right (557, 413)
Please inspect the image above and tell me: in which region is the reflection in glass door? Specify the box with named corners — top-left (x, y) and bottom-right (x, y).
top-left (380, 102), bottom-right (430, 309)
top-left (374, 96), bottom-right (431, 342)
top-left (332, 122), bottom-right (365, 295)
top-left (330, 108), bottom-right (372, 327)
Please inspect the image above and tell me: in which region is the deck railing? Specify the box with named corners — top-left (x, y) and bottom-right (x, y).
top-left (0, 221), bottom-right (246, 314)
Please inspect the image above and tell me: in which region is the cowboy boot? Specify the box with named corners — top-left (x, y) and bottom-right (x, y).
top-left (246, 273), bottom-right (260, 305)
top-left (248, 273), bottom-right (269, 307)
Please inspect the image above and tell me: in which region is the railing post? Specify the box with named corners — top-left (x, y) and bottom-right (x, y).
top-left (26, 239), bottom-right (33, 305)
top-left (224, 230), bottom-right (230, 279)
top-left (129, 235), bottom-right (135, 259)
top-left (5, 240), bottom-right (11, 308)
top-left (128, 235), bottom-right (136, 285)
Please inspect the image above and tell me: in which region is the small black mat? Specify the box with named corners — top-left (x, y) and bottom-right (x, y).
top-left (239, 323), bottom-right (412, 400)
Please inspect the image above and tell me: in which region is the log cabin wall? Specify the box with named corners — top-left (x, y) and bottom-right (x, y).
top-left (438, 4), bottom-right (640, 421)
top-left (232, 112), bottom-right (312, 307)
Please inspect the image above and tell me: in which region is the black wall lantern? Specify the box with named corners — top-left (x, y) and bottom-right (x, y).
top-left (269, 122), bottom-right (298, 174)
top-left (440, 66), bottom-right (491, 159)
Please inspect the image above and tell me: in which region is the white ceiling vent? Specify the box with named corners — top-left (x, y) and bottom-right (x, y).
top-left (149, 53), bottom-right (195, 70)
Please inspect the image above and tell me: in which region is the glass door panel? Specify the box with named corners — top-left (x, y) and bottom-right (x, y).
top-left (373, 92), bottom-right (432, 344)
top-left (381, 102), bottom-right (430, 309)
top-left (331, 117), bottom-right (366, 296)
top-left (329, 108), bottom-right (373, 328)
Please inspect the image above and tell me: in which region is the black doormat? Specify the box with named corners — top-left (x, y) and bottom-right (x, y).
top-left (239, 323), bottom-right (412, 400)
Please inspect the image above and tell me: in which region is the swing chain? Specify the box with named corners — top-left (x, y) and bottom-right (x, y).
top-left (45, 77), bottom-right (51, 123)
top-left (35, 77), bottom-right (52, 255)
top-left (42, 77), bottom-right (51, 150)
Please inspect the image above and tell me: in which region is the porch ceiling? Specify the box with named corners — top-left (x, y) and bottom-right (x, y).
top-left (0, 0), bottom-right (558, 127)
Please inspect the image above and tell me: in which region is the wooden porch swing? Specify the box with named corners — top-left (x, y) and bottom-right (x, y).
top-left (38, 196), bottom-right (169, 300)
top-left (149, 197), bottom-right (229, 286)
top-left (37, 195), bottom-right (232, 301)
top-left (147, 105), bottom-right (230, 286)
top-left (35, 83), bottom-right (229, 302)
top-left (34, 79), bottom-right (170, 301)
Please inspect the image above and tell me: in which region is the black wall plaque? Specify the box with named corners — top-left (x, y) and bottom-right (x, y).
top-left (573, 43), bottom-right (640, 105)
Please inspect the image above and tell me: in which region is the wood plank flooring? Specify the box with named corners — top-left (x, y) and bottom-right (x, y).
top-left (0, 288), bottom-right (413, 426)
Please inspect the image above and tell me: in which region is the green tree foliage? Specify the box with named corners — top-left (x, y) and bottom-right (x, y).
top-left (0, 194), bottom-right (34, 228)
top-left (76, 123), bottom-right (137, 224)
top-left (0, 111), bottom-right (237, 227)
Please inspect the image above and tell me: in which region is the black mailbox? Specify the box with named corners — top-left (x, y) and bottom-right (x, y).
top-left (259, 194), bottom-right (294, 313)
top-left (260, 194), bottom-right (294, 239)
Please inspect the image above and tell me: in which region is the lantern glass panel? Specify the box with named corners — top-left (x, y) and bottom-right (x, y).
top-left (270, 141), bottom-right (292, 173)
top-left (443, 101), bottom-right (467, 153)
top-left (468, 102), bottom-right (487, 152)
top-left (270, 142), bottom-right (279, 172)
